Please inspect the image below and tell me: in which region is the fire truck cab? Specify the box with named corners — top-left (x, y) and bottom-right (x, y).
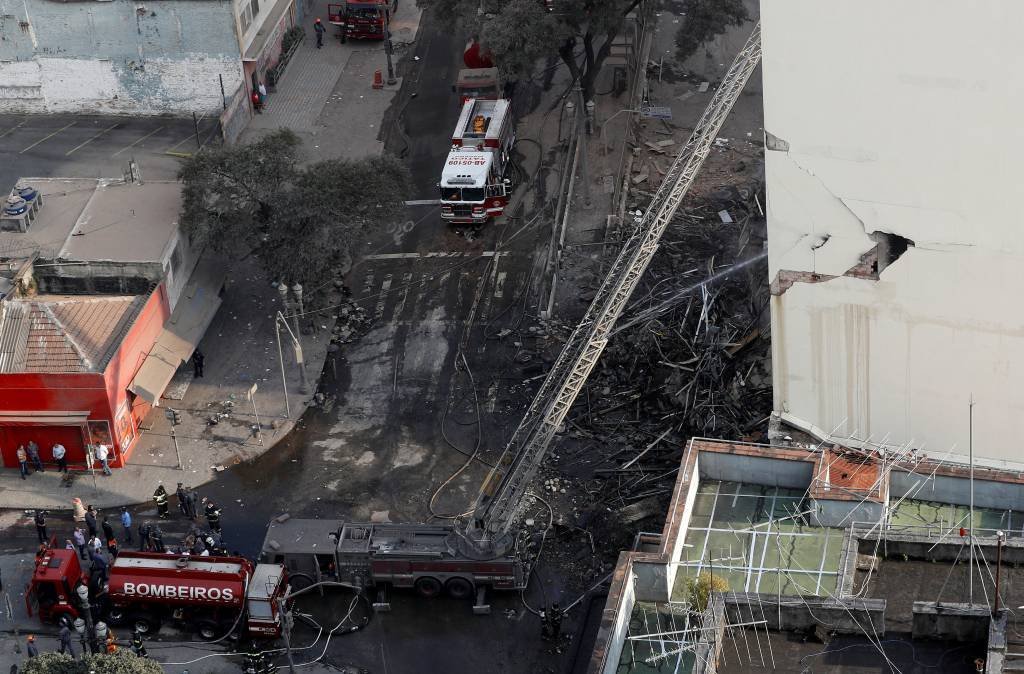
top-left (453, 68), bottom-right (501, 104)
top-left (261, 517), bottom-right (527, 605)
top-left (327, 0), bottom-right (395, 41)
top-left (440, 98), bottom-right (515, 225)
top-left (27, 549), bottom-right (288, 640)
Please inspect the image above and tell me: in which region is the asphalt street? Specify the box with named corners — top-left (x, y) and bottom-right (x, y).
top-left (0, 113), bottom-right (217, 192)
top-left (0, 8), bottom-right (573, 674)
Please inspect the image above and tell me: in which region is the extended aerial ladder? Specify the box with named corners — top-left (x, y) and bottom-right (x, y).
top-left (458, 23), bottom-right (763, 558)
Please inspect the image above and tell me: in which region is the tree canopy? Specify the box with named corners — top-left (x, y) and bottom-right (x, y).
top-left (23, 651), bottom-right (164, 674)
top-left (674, 0), bottom-right (749, 62)
top-left (428, 0), bottom-right (642, 101)
top-left (179, 129), bottom-right (412, 289)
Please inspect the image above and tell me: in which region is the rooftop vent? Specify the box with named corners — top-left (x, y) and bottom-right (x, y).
top-left (0, 185), bottom-right (44, 233)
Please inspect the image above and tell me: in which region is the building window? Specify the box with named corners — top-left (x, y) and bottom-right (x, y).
top-left (240, 5), bottom-right (253, 33)
top-left (251, 0), bottom-right (260, 20)
top-left (170, 239), bottom-right (184, 276)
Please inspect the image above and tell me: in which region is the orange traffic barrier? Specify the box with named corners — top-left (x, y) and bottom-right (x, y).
top-left (372, 70), bottom-right (384, 89)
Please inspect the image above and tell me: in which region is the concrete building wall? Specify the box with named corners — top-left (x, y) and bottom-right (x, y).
top-left (761, 0), bottom-right (1024, 467)
top-left (102, 285), bottom-right (170, 463)
top-left (0, 0), bottom-right (244, 115)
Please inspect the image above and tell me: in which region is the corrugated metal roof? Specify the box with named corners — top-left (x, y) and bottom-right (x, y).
top-left (0, 303), bottom-right (29, 372)
top-left (0, 295), bottom-right (145, 374)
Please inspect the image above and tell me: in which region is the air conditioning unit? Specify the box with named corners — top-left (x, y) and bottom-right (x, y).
top-left (0, 185), bottom-right (44, 233)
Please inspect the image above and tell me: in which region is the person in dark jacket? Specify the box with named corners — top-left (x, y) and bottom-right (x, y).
top-left (84, 506), bottom-right (98, 539)
top-left (204, 500), bottom-right (222, 533)
top-left (153, 485), bottom-right (169, 519)
top-left (34, 511), bottom-right (47, 544)
top-left (314, 17), bottom-right (325, 48)
top-left (101, 516), bottom-right (114, 543)
top-left (176, 483), bottom-right (190, 516)
top-left (192, 350), bottom-right (205, 378)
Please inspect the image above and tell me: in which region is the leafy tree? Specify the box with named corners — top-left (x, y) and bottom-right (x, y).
top-left (428, 0), bottom-right (642, 102)
top-left (23, 650), bottom-right (164, 674)
top-left (685, 570), bottom-right (729, 613)
top-left (179, 130), bottom-right (412, 290)
top-left (675, 0), bottom-right (749, 63)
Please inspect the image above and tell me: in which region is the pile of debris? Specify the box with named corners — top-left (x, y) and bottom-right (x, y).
top-left (331, 300), bottom-right (373, 344)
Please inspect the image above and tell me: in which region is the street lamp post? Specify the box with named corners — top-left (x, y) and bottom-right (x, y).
top-left (76, 585), bottom-right (96, 654)
top-left (385, 33), bottom-right (397, 86)
top-left (277, 283), bottom-right (310, 395)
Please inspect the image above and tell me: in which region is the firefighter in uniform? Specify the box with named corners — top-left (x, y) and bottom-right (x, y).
top-left (153, 484), bottom-right (170, 519)
top-left (204, 500), bottom-right (222, 533)
top-left (130, 628), bottom-right (148, 658)
top-left (245, 642), bottom-right (278, 674)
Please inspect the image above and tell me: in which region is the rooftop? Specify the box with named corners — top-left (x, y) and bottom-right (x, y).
top-left (0, 293), bottom-right (146, 373)
top-left (0, 178), bottom-right (182, 263)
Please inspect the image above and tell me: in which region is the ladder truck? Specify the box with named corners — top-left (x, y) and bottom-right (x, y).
top-left (261, 23), bottom-right (762, 609)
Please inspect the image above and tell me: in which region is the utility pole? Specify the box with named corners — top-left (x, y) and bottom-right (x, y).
top-left (165, 408), bottom-right (183, 469)
top-left (385, 31), bottom-right (397, 86)
top-left (995, 530), bottom-right (1005, 615)
top-left (278, 596), bottom-right (296, 673)
top-left (278, 284), bottom-right (310, 394)
top-left (577, 85), bottom-right (592, 210)
top-left (248, 383), bottom-right (264, 445)
top-left (969, 395), bottom-right (975, 606)
top-left (275, 317), bottom-right (291, 419)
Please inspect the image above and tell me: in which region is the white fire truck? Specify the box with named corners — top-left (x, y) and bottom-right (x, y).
top-left (439, 98), bottom-right (515, 225)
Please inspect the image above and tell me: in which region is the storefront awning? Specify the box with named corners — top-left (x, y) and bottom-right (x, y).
top-left (0, 411), bottom-right (90, 425)
top-left (128, 255), bottom-right (226, 405)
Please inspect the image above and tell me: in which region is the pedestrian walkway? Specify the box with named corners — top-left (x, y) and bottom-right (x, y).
top-left (241, 0), bottom-right (422, 160)
top-left (0, 258), bottom-right (334, 510)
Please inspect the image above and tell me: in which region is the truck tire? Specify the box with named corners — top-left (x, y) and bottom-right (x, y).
top-left (289, 573), bottom-right (314, 593)
top-left (445, 577), bottom-right (474, 600)
top-left (196, 619), bottom-right (220, 641)
top-left (106, 607), bottom-right (127, 626)
top-left (130, 612), bottom-right (161, 636)
top-left (414, 576), bottom-right (442, 598)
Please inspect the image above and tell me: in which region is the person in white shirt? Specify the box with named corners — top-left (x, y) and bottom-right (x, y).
top-left (95, 443), bottom-right (112, 476)
top-left (52, 443), bottom-right (67, 473)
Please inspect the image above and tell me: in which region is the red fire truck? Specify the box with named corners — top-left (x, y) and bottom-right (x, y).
top-left (454, 68), bottom-right (501, 104)
top-left (327, 0), bottom-right (395, 41)
top-left (261, 518), bottom-right (526, 606)
top-left (26, 548), bottom-right (289, 639)
top-left (440, 98), bottom-right (516, 225)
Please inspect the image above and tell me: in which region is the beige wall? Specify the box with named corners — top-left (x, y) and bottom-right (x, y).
top-left (762, 0), bottom-right (1024, 466)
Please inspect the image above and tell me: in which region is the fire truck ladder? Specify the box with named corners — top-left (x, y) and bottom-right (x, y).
top-left (462, 23), bottom-right (763, 557)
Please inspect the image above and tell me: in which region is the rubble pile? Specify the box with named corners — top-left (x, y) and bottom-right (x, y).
top-left (330, 300), bottom-right (373, 344)
top-left (517, 191), bottom-right (772, 594)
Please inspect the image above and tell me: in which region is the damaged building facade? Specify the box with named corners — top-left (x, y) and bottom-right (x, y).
top-left (0, 0), bottom-right (292, 116)
top-left (761, 1), bottom-right (1024, 466)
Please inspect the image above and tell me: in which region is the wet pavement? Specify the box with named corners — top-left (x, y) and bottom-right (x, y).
top-left (0, 6), bottom-right (583, 674)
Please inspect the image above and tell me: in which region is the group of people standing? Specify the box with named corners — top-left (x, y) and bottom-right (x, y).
top-left (16, 440), bottom-right (112, 479)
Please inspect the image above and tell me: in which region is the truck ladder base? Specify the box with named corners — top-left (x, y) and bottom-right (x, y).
top-left (472, 586), bottom-right (491, 615)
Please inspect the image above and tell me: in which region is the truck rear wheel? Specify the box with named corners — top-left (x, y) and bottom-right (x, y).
top-left (196, 619), bottom-right (220, 641)
top-left (414, 576), bottom-right (442, 598)
top-left (289, 573), bottom-right (314, 593)
top-left (130, 612), bottom-right (161, 636)
top-left (445, 577), bottom-right (474, 600)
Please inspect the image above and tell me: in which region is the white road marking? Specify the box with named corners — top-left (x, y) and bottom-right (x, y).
top-left (20, 122), bottom-right (74, 154)
top-left (112, 124), bottom-right (166, 156)
top-left (404, 199), bottom-right (442, 206)
top-left (66, 123), bottom-right (118, 156)
top-left (0, 120), bottom-right (26, 139)
top-left (363, 251), bottom-right (508, 260)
